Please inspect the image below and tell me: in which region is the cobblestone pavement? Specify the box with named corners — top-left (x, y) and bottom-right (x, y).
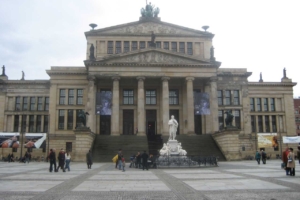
top-left (0, 160), bottom-right (299, 200)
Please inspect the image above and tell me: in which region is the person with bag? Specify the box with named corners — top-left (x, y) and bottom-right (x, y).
top-left (287, 148), bottom-right (295, 176)
top-left (282, 147), bottom-right (290, 175)
top-left (121, 156), bottom-right (126, 172)
top-left (112, 154), bottom-right (118, 167)
top-left (56, 148), bottom-right (66, 172)
top-left (261, 150), bottom-right (267, 164)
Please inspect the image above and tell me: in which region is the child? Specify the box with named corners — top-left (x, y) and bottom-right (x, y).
top-left (122, 156), bottom-right (126, 172)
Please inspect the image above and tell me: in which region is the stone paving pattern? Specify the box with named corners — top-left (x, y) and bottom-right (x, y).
top-left (0, 160), bottom-right (299, 200)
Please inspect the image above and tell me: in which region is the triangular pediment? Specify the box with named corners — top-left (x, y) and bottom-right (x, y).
top-left (85, 20), bottom-right (213, 37)
top-left (99, 49), bottom-right (212, 65)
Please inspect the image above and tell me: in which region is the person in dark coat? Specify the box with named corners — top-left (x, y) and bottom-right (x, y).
top-left (141, 150), bottom-right (149, 170)
top-left (86, 150), bottom-right (93, 169)
top-left (56, 148), bottom-right (66, 172)
top-left (261, 150), bottom-right (267, 164)
top-left (48, 149), bottom-right (57, 172)
top-left (282, 147), bottom-right (290, 175)
top-left (136, 152), bottom-right (141, 169)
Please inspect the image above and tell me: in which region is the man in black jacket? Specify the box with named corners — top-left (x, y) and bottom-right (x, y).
top-left (141, 150), bottom-right (149, 170)
top-left (48, 149), bottom-right (57, 172)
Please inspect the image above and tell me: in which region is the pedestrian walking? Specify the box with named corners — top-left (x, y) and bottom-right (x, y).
top-left (65, 151), bottom-right (71, 171)
top-left (141, 150), bottom-right (149, 170)
top-left (48, 149), bottom-right (57, 172)
top-left (261, 150), bottom-right (267, 164)
top-left (56, 148), bottom-right (66, 172)
top-left (297, 146), bottom-right (300, 165)
top-left (86, 150), bottom-right (93, 169)
top-left (24, 152), bottom-right (30, 164)
top-left (287, 148), bottom-right (295, 176)
top-left (115, 149), bottom-right (122, 169)
top-left (282, 147), bottom-right (290, 175)
top-left (255, 151), bottom-right (261, 164)
top-left (121, 156), bottom-right (126, 172)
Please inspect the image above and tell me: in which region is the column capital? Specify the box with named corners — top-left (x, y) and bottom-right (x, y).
top-left (87, 75), bottom-right (95, 82)
top-left (209, 76), bottom-right (218, 82)
top-left (136, 76), bottom-right (145, 81)
top-left (161, 76), bottom-right (170, 82)
top-left (186, 77), bottom-right (195, 82)
top-left (112, 76), bottom-right (120, 81)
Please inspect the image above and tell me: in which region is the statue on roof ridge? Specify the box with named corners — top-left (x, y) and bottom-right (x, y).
top-left (141, 1), bottom-right (160, 18)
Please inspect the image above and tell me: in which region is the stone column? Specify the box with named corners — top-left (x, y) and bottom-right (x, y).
top-left (111, 76), bottom-right (120, 135)
top-left (137, 77), bottom-right (146, 136)
top-left (85, 75), bottom-right (96, 133)
top-left (186, 77), bottom-right (195, 134)
top-left (210, 77), bottom-right (219, 133)
top-left (161, 77), bottom-right (170, 135)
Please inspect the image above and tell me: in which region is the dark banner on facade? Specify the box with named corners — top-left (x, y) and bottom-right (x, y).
top-left (0, 133), bottom-right (46, 149)
top-left (194, 93), bottom-right (210, 115)
top-left (96, 91), bottom-right (112, 115)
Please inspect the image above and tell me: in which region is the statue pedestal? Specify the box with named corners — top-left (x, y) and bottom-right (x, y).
top-left (159, 139), bottom-right (187, 156)
top-left (168, 140), bottom-right (180, 155)
top-left (73, 127), bottom-right (95, 161)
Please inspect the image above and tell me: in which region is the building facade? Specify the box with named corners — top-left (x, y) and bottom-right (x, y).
top-left (0, 6), bottom-right (297, 160)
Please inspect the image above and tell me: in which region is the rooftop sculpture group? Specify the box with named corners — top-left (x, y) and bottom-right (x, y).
top-left (141, 1), bottom-right (160, 18)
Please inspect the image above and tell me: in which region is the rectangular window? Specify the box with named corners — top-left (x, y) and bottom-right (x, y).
top-left (23, 97), bottom-right (28, 111)
top-left (115, 41), bottom-right (121, 54)
top-left (146, 90), bottom-right (156, 105)
top-left (59, 89), bottom-right (66, 105)
top-left (67, 110), bottom-right (73, 130)
top-left (123, 90), bottom-right (134, 105)
top-left (263, 98), bottom-right (268, 111)
top-left (171, 42), bottom-right (177, 52)
top-left (107, 41), bottom-right (113, 54)
top-left (218, 110), bottom-right (224, 130)
top-left (235, 110), bottom-right (241, 129)
top-left (272, 115), bottom-right (277, 132)
top-left (258, 116), bottom-right (263, 132)
top-left (257, 98), bottom-right (261, 111)
top-left (76, 109), bottom-right (85, 128)
top-left (68, 89), bottom-right (74, 105)
top-left (265, 115), bottom-right (270, 132)
top-left (15, 97), bottom-right (21, 111)
top-left (270, 98), bottom-right (275, 111)
top-left (30, 97), bottom-right (36, 111)
top-left (37, 97), bottom-right (43, 111)
top-left (29, 115), bottom-right (34, 132)
top-left (163, 42), bottom-right (169, 50)
top-left (21, 115), bottom-right (26, 132)
top-left (140, 41), bottom-right (145, 49)
top-left (251, 116), bottom-right (256, 132)
top-left (169, 90), bottom-right (179, 105)
top-left (131, 41), bottom-right (137, 51)
top-left (225, 90), bottom-right (231, 105)
top-left (44, 115), bottom-right (49, 132)
top-left (66, 142), bottom-right (72, 152)
top-left (123, 41), bottom-right (129, 53)
top-left (250, 98), bottom-right (255, 111)
top-left (217, 90), bottom-right (223, 105)
top-left (187, 42), bottom-right (193, 55)
top-left (44, 97), bottom-right (49, 111)
top-left (58, 110), bottom-right (65, 130)
top-left (77, 89), bottom-right (83, 105)
top-left (156, 41), bottom-right (161, 48)
top-left (233, 90), bottom-right (239, 105)
top-left (179, 42), bottom-right (185, 53)
top-left (36, 115), bottom-right (42, 132)
top-left (14, 115), bottom-right (19, 132)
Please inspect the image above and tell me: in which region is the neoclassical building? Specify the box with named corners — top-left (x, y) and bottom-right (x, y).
top-left (0, 5), bottom-right (297, 161)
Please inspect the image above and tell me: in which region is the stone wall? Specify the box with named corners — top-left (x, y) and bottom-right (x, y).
top-left (73, 128), bottom-right (95, 161)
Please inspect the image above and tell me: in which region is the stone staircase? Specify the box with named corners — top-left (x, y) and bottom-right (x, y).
top-left (161, 134), bottom-right (226, 161)
top-left (92, 135), bottom-right (149, 162)
top-left (147, 134), bottom-right (164, 156)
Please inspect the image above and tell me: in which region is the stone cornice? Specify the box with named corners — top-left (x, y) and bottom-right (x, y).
top-left (217, 72), bottom-right (252, 78)
top-left (0, 80), bottom-right (50, 85)
top-left (46, 72), bottom-right (88, 76)
top-left (85, 62), bottom-right (220, 68)
top-left (248, 82), bottom-right (297, 87)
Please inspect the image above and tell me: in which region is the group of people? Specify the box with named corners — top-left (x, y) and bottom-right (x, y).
top-left (6, 152), bottom-right (32, 163)
top-left (282, 147), bottom-right (297, 176)
top-left (48, 148), bottom-right (71, 172)
top-left (113, 149), bottom-right (153, 172)
top-left (255, 150), bottom-right (267, 164)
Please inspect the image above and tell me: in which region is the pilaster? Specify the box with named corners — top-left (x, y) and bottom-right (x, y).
top-left (186, 77), bottom-right (194, 134)
top-left (137, 77), bottom-right (146, 136)
top-left (161, 77), bottom-right (170, 135)
top-left (111, 76), bottom-right (120, 135)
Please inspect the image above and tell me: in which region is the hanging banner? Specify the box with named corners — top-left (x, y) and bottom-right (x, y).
top-left (282, 136), bottom-right (300, 144)
top-left (0, 133), bottom-right (46, 149)
top-left (194, 92), bottom-right (210, 115)
top-left (96, 91), bottom-right (112, 115)
top-left (257, 133), bottom-right (278, 148)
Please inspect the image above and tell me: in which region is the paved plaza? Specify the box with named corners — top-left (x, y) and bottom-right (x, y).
top-left (0, 160), bottom-right (299, 200)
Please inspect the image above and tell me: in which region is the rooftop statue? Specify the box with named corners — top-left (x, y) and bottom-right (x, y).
top-left (225, 111), bottom-right (234, 127)
top-left (21, 71), bottom-right (25, 80)
top-left (1, 65), bottom-right (5, 76)
top-left (141, 1), bottom-right (160, 18)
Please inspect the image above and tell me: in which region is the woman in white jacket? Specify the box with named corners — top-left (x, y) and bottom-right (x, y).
top-left (65, 152), bottom-right (71, 171)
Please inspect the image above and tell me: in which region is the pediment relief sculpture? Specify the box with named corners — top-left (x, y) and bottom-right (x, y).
top-left (101, 22), bottom-right (202, 35)
top-left (105, 51), bottom-right (207, 65)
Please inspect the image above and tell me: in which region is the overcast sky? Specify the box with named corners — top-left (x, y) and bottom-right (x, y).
top-left (1, 0), bottom-right (299, 96)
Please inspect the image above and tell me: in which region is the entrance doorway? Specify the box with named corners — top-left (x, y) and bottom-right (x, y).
top-left (146, 110), bottom-right (156, 136)
top-left (100, 116), bottom-right (111, 135)
top-left (123, 110), bottom-right (134, 135)
top-left (194, 115), bottom-right (202, 134)
top-left (169, 110), bottom-right (179, 135)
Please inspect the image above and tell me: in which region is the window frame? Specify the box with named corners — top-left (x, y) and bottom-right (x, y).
top-left (169, 90), bottom-right (179, 105)
top-left (123, 89), bottom-right (134, 105)
top-left (145, 90), bottom-right (157, 105)
top-left (107, 41), bottom-right (113, 54)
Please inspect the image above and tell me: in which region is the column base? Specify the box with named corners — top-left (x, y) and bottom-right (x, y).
top-left (187, 131), bottom-right (195, 135)
top-left (111, 132), bottom-right (120, 136)
top-left (136, 132), bottom-right (146, 136)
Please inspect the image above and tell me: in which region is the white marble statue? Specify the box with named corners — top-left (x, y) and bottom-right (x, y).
top-left (178, 143), bottom-right (187, 156)
top-left (168, 115), bottom-right (178, 140)
top-left (159, 143), bottom-right (170, 156)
